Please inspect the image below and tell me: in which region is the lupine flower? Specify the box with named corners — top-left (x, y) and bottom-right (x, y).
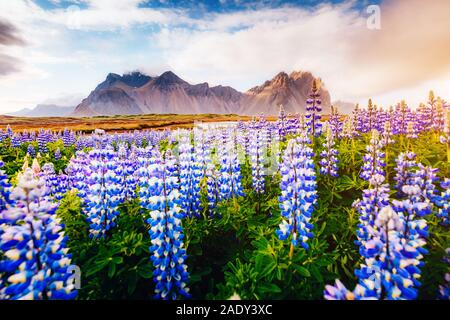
top-left (414, 164), bottom-right (439, 201)
top-left (393, 152), bottom-right (417, 198)
top-left (178, 134), bottom-right (202, 218)
top-left (218, 138), bottom-right (244, 201)
top-left (392, 101), bottom-right (411, 135)
top-left (118, 145), bottom-right (138, 200)
top-left (0, 168), bottom-right (77, 300)
top-left (326, 205), bottom-right (427, 300)
top-left (353, 174), bottom-right (390, 252)
top-left (54, 148), bottom-right (62, 160)
top-left (406, 122), bottom-right (418, 139)
top-left (328, 106), bottom-right (342, 138)
top-left (360, 130), bottom-right (386, 181)
top-left (10, 134), bottom-right (22, 148)
top-left (276, 137), bottom-right (317, 250)
top-left (139, 150), bottom-right (191, 300)
top-left (248, 129), bottom-right (266, 193)
top-left (381, 121), bottom-right (394, 146)
top-left (37, 130), bottom-right (49, 153)
top-left (319, 126), bottom-right (339, 177)
top-left (305, 79), bottom-right (322, 137)
top-left (27, 144), bottom-right (36, 157)
top-left (82, 148), bottom-right (124, 239)
top-left (0, 161), bottom-right (12, 211)
top-left (434, 179), bottom-right (450, 226)
top-left (40, 163), bottom-right (68, 201)
top-left (277, 105), bottom-right (287, 140)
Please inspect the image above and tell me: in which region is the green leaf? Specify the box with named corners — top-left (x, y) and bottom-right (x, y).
top-left (258, 283), bottom-right (282, 294)
top-left (255, 254), bottom-right (277, 278)
top-left (293, 265), bottom-right (311, 277)
top-left (108, 262), bottom-right (116, 278)
top-left (310, 265), bottom-right (323, 283)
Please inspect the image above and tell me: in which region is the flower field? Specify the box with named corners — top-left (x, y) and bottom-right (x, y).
top-left (0, 85), bottom-right (449, 300)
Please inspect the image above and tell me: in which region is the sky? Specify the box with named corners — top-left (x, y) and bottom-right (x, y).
top-left (0, 0), bottom-right (449, 113)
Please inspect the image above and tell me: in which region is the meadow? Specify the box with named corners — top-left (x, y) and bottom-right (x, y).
top-left (0, 89), bottom-right (449, 300)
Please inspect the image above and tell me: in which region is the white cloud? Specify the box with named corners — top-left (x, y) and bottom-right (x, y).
top-left (1, 0), bottom-right (450, 113)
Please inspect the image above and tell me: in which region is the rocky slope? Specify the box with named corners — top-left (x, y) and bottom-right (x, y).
top-left (72, 70), bottom-right (332, 116)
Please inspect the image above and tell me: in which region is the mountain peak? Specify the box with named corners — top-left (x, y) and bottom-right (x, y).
top-left (153, 71), bottom-right (187, 87)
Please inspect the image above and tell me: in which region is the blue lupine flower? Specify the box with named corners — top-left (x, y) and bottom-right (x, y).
top-left (178, 134), bottom-right (202, 218)
top-left (393, 152), bottom-right (417, 198)
top-left (248, 129), bottom-right (266, 193)
top-left (79, 148), bottom-right (124, 239)
top-left (353, 174), bottom-right (390, 252)
top-left (434, 179), bottom-right (450, 226)
top-left (10, 134), bottom-right (22, 148)
top-left (305, 79), bottom-right (322, 137)
top-left (37, 129), bottom-right (49, 153)
top-left (325, 205), bottom-right (427, 300)
top-left (118, 145), bottom-right (138, 201)
top-left (360, 130), bottom-right (385, 181)
top-left (328, 106), bottom-right (342, 139)
top-left (0, 168), bottom-right (77, 300)
top-left (139, 149), bottom-right (191, 300)
top-left (381, 121), bottom-right (394, 146)
top-left (218, 137), bottom-right (244, 201)
top-left (27, 144), bottom-right (36, 157)
top-left (54, 148), bottom-right (62, 161)
top-left (319, 126), bottom-right (339, 177)
top-left (276, 136), bottom-right (317, 250)
top-left (277, 105), bottom-right (287, 140)
top-left (40, 163), bottom-right (68, 201)
top-left (0, 161), bottom-right (12, 211)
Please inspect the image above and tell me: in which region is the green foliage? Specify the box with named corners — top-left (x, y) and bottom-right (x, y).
top-left (0, 131), bottom-right (448, 300)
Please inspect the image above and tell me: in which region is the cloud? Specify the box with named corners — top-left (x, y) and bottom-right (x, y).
top-left (0, 53), bottom-right (22, 75)
top-left (1, 0), bottom-right (450, 112)
top-left (0, 19), bottom-right (26, 76)
top-left (150, 0), bottom-right (450, 106)
top-left (0, 20), bottom-right (26, 46)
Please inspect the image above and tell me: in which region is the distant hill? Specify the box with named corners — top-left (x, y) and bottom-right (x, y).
top-left (72, 70), bottom-right (332, 116)
top-left (7, 104), bottom-right (76, 117)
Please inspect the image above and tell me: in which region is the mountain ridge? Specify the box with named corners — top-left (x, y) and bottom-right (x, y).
top-left (73, 70), bottom-right (332, 116)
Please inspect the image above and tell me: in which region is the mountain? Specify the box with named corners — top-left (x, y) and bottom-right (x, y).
top-left (7, 104), bottom-right (76, 117)
top-left (72, 70), bottom-right (331, 116)
top-left (242, 71), bottom-right (331, 115)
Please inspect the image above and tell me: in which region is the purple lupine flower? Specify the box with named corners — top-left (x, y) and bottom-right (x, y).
top-left (138, 149), bottom-right (191, 300)
top-left (434, 179), bottom-right (450, 226)
top-left (360, 130), bottom-right (385, 181)
top-left (319, 126), bottom-right (339, 177)
top-left (178, 134), bottom-right (202, 218)
top-left (0, 168), bottom-right (77, 300)
top-left (305, 79), bottom-right (322, 137)
top-left (218, 135), bottom-right (244, 201)
top-left (0, 161), bottom-right (12, 211)
top-left (276, 136), bottom-right (317, 251)
top-left (248, 129), bottom-right (266, 193)
top-left (326, 205), bottom-right (427, 300)
top-left (54, 148), bottom-right (62, 160)
top-left (393, 152), bottom-right (417, 198)
top-left (82, 148), bottom-right (124, 239)
top-left (27, 144), bottom-right (36, 157)
top-left (328, 106), bottom-right (342, 139)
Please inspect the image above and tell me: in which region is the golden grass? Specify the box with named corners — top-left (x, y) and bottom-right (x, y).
top-left (0, 114), bottom-right (278, 133)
